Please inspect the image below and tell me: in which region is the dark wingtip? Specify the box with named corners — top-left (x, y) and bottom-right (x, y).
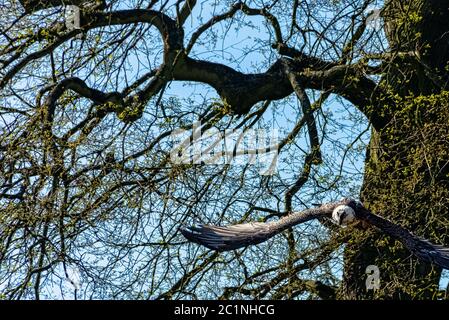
top-left (180, 221), bottom-right (275, 251)
top-left (179, 225), bottom-right (223, 251)
top-left (179, 225), bottom-right (202, 243)
top-left (429, 245), bottom-right (449, 270)
top-left (413, 239), bottom-right (449, 270)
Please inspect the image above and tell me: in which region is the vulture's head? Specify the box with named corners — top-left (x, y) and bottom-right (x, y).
top-left (332, 205), bottom-right (356, 226)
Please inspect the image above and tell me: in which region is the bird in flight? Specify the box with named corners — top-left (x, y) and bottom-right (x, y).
top-left (180, 198), bottom-right (449, 270)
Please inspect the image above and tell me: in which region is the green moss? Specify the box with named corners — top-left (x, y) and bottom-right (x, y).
top-left (355, 90), bottom-right (449, 299)
top-left (212, 97), bottom-right (232, 115)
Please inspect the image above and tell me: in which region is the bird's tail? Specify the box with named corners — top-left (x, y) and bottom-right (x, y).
top-left (180, 222), bottom-right (274, 251)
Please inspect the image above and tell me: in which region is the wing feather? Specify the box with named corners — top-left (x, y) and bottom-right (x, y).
top-left (412, 240), bottom-right (449, 270)
top-left (180, 222), bottom-right (273, 251)
top-left (181, 200), bottom-right (449, 270)
top-left (180, 204), bottom-right (333, 251)
top-left (356, 206), bottom-right (449, 270)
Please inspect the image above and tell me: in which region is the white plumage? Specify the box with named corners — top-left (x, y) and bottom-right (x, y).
top-left (332, 205), bottom-right (356, 226)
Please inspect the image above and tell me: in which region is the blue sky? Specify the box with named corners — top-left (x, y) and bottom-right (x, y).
top-left (2, 0), bottom-right (448, 298)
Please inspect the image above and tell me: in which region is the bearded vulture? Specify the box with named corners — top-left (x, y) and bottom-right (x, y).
top-left (180, 198), bottom-right (449, 270)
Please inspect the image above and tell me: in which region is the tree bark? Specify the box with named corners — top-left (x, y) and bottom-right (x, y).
top-left (340, 0), bottom-right (449, 299)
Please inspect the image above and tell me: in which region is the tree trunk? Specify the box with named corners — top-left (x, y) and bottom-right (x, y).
top-left (340, 0), bottom-right (449, 299)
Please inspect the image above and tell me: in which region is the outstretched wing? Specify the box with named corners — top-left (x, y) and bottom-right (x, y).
top-left (356, 206), bottom-right (449, 270)
top-left (181, 199), bottom-right (449, 270)
top-left (180, 203), bottom-right (338, 251)
top-left (180, 222), bottom-right (274, 251)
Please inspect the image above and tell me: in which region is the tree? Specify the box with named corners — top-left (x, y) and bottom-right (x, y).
top-left (0, 0), bottom-right (448, 299)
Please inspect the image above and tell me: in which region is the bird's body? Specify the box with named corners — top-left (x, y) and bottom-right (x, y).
top-left (180, 198), bottom-right (449, 270)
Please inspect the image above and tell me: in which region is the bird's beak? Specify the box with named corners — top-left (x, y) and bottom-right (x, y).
top-left (338, 212), bottom-right (346, 225)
